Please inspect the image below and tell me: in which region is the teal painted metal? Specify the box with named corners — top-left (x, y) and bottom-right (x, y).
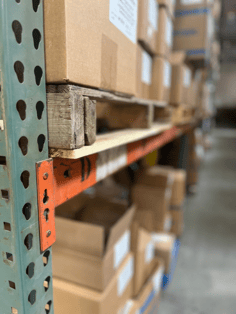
top-left (0, 1), bottom-right (54, 313)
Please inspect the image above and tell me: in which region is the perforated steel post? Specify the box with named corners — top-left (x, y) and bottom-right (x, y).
top-left (0, 1), bottom-right (54, 313)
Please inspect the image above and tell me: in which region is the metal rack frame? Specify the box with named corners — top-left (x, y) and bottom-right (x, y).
top-left (0, 1), bottom-right (196, 313)
top-left (0, 1), bottom-right (54, 313)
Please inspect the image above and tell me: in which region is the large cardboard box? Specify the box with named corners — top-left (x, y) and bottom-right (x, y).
top-left (136, 45), bottom-right (153, 99)
top-left (44, 0), bottom-right (138, 95)
top-left (152, 233), bottom-right (176, 273)
top-left (54, 197), bottom-right (135, 291)
top-left (135, 259), bottom-right (164, 314)
top-left (138, 0), bottom-right (159, 54)
top-left (170, 169), bottom-right (186, 206)
top-left (133, 228), bottom-right (156, 297)
top-left (151, 56), bottom-right (172, 101)
top-left (54, 253), bottom-right (134, 314)
top-left (157, 0), bottom-right (176, 19)
top-left (170, 52), bottom-right (192, 105)
top-left (174, 3), bottom-right (214, 61)
top-left (156, 7), bottom-right (173, 57)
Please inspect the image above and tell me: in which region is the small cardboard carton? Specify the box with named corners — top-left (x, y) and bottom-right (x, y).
top-left (170, 206), bottom-right (184, 237)
top-left (44, 0), bottom-right (138, 95)
top-left (170, 51), bottom-right (193, 105)
top-left (151, 56), bottom-right (172, 102)
top-left (54, 196), bottom-right (135, 291)
top-left (156, 7), bottom-right (173, 57)
top-left (174, 2), bottom-right (214, 62)
top-left (135, 258), bottom-right (164, 314)
top-left (138, 0), bottom-right (159, 54)
top-left (133, 228), bottom-right (156, 297)
top-left (152, 233), bottom-right (176, 273)
top-left (54, 253), bottom-right (134, 314)
top-left (136, 45), bottom-right (153, 99)
top-left (157, 0), bottom-right (176, 19)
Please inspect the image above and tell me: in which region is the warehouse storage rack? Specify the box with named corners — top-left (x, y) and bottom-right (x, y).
top-left (0, 1), bottom-right (197, 313)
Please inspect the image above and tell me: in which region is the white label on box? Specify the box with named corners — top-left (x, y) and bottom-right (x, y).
top-left (151, 233), bottom-right (171, 244)
top-left (164, 61), bottom-right (171, 88)
top-left (117, 256), bottom-right (134, 296)
top-left (152, 265), bottom-right (164, 294)
top-left (145, 240), bottom-right (155, 264)
top-left (109, 0), bottom-right (138, 44)
top-left (123, 300), bottom-right (135, 314)
top-left (114, 230), bottom-right (131, 269)
top-left (166, 17), bottom-right (173, 47)
top-left (148, 0), bottom-right (158, 31)
top-left (181, 0), bottom-right (203, 4)
top-left (142, 51), bottom-right (152, 85)
top-left (183, 68), bottom-right (191, 87)
top-left (164, 215), bottom-right (172, 232)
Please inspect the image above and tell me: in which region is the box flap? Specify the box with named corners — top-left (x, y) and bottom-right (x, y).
top-left (170, 51), bottom-right (186, 65)
top-left (106, 205), bottom-right (136, 253)
top-left (55, 216), bottom-right (105, 258)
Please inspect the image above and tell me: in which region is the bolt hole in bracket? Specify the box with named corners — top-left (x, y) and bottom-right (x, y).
top-left (36, 159), bottom-right (56, 252)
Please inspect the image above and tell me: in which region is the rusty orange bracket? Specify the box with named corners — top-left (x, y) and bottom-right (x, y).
top-left (36, 159), bottom-right (56, 252)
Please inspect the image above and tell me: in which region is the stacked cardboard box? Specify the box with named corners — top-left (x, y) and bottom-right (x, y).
top-left (137, 0), bottom-right (175, 102)
top-left (173, 0), bottom-right (215, 66)
top-left (187, 130), bottom-right (199, 187)
top-left (53, 195), bottom-right (135, 314)
top-left (132, 166), bottom-right (174, 233)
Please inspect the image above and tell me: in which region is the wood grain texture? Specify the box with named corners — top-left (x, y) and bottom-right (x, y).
top-left (49, 123), bottom-right (172, 159)
top-left (84, 97), bottom-right (96, 145)
top-left (47, 86), bottom-right (84, 149)
top-left (47, 84), bottom-right (167, 107)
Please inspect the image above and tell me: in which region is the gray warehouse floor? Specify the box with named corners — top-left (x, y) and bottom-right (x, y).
top-left (154, 129), bottom-right (236, 314)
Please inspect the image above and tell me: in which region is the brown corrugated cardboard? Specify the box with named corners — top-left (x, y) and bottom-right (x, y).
top-left (136, 165), bottom-right (175, 189)
top-left (138, 0), bottom-right (159, 54)
top-left (171, 169), bottom-right (186, 206)
top-left (133, 228), bottom-right (156, 297)
top-left (54, 253), bottom-right (134, 314)
top-left (174, 3), bottom-right (214, 61)
top-left (152, 233), bottom-right (176, 273)
top-left (151, 56), bottom-right (172, 102)
top-left (170, 206), bottom-right (184, 237)
top-left (170, 51), bottom-right (193, 104)
top-left (133, 186), bottom-right (171, 233)
top-left (44, 0), bottom-right (138, 95)
top-left (156, 7), bottom-right (173, 57)
top-left (157, 0), bottom-right (176, 19)
top-left (135, 259), bottom-right (164, 313)
top-left (54, 198), bottom-right (135, 291)
top-left (175, 0), bottom-right (211, 11)
top-left (117, 300), bottom-right (138, 314)
top-left (136, 45), bottom-right (153, 99)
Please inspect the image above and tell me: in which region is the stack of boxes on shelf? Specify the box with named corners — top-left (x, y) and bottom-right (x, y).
top-left (172, 0), bottom-right (222, 121)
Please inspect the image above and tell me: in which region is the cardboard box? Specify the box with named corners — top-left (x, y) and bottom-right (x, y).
top-left (54, 253), bottom-right (134, 314)
top-left (152, 233), bottom-right (176, 273)
top-left (54, 197), bottom-right (135, 291)
top-left (170, 206), bottom-right (184, 237)
top-left (135, 259), bottom-right (164, 314)
top-left (117, 300), bottom-right (138, 314)
top-left (136, 166), bottom-right (175, 189)
top-left (156, 7), bottom-right (173, 57)
top-left (138, 0), bottom-right (159, 54)
top-left (170, 51), bottom-right (192, 104)
top-left (151, 56), bottom-right (172, 102)
top-left (136, 45), bottom-right (153, 99)
top-left (44, 0), bottom-right (138, 95)
top-left (171, 169), bottom-right (186, 206)
top-left (133, 228), bottom-right (156, 297)
top-left (133, 185), bottom-right (171, 233)
top-left (174, 4), bottom-right (214, 62)
top-left (157, 0), bottom-right (176, 19)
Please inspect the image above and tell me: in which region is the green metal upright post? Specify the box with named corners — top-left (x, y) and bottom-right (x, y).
top-left (0, 1), bottom-right (54, 313)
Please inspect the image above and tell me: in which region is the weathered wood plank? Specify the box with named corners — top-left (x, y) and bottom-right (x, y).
top-left (84, 97), bottom-right (96, 145)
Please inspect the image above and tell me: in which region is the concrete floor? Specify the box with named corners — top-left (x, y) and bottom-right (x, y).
top-left (154, 129), bottom-right (236, 314)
